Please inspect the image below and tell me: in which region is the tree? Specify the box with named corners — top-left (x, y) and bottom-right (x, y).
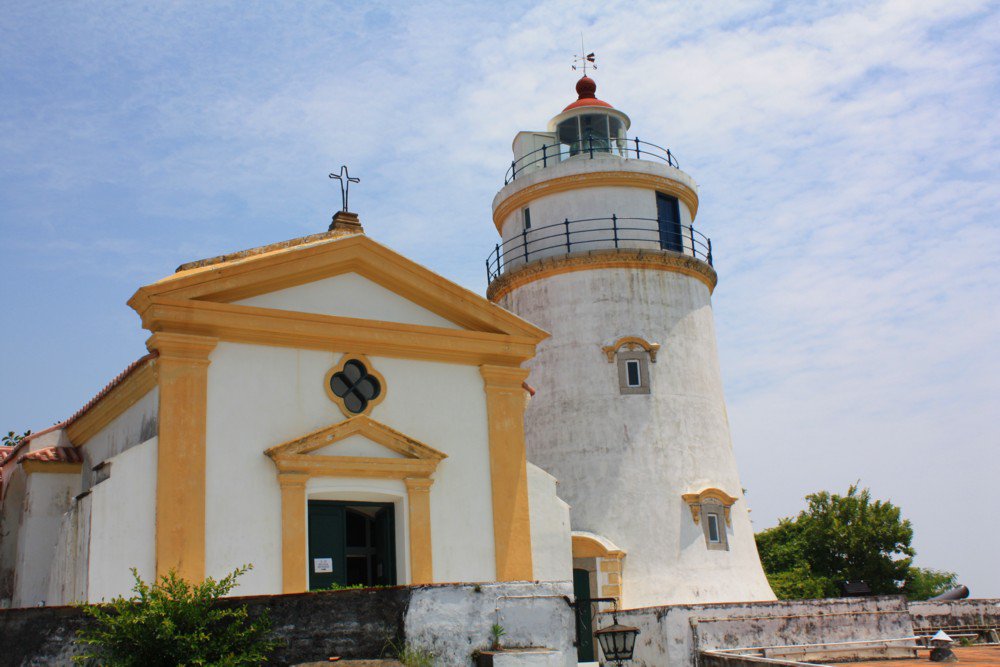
top-left (75, 565), bottom-right (280, 666)
top-left (755, 484), bottom-right (956, 600)
top-left (2, 430), bottom-right (31, 447)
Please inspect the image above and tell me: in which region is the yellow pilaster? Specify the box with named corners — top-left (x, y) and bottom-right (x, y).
top-left (480, 365), bottom-right (534, 581)
top-left (278, 472), bottom-right (308, 593)
top-left (405, 477), bottom-right (435, 584)
top-left (147, 332), bottom-right (217, 582)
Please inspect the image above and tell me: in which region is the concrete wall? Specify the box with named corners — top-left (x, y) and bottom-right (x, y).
top-left (46, 493), bottom-right (91, 606)
top-left (0, 582), bottom-right (575, 667)
top-left (87, 437), bottom-right (157, 602)
top-left (607, 596), bottom-right (914, 667)
top-left (501, 266), bottom-right (773, 608)
top-left (0, 469), bottom-right (27, 605)
top-left (526, 463), bottom-right (572, 583)
top-left (80, 387), bottom-right (157, 491)
top-left (11, 471), bottom-right (80, 608)
top-left (908, 598), bottom-right (1000, 632)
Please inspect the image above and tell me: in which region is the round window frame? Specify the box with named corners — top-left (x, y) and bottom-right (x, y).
top-left (324, 353), bottom-right (387, 418)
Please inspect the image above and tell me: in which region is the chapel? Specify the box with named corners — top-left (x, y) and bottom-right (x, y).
top-left (0, 75), bottom-right (773, 644)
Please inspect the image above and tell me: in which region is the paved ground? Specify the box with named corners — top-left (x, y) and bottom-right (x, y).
top-left (846, 645), bottom-right (1000, 667)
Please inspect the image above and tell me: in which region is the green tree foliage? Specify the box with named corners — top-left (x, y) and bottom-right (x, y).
top-left (755, 484), bottom-right (956, 600)
top-left (904, 567), bottom-right (959, 600)
top-left (75, 565), bottom-right (280, 666)
top-left (2, 430), bottom-right (31, 447)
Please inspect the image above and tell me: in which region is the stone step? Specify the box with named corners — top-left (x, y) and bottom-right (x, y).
top-left (475, 648), bottom-right (565, 666)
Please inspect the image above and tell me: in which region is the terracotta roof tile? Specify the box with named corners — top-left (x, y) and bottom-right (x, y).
top-left (18, 446), bottom-right (83, 465)
top-left (64, 352), bottom-right (158, 427)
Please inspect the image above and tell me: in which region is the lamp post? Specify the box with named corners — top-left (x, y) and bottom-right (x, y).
top-left (594, 608), bottom-right (640, 666)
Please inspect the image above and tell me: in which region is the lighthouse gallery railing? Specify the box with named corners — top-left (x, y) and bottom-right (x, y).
top-left (505, 137), bottom-right (680, 185)
top-left (485, 215), bottom-right (712, 285)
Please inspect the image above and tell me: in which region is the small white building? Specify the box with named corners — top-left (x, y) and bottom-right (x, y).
top-left (0, 220), bottom-right (572, 607)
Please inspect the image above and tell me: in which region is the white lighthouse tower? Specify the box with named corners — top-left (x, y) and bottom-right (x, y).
top-left (486, 74), bottom-right (775, 611)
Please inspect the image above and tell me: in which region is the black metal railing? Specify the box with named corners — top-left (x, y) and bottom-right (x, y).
top-left (505, 137), bottom-right (679, 185)
top-left (485, 215), bottom-right (712, 284)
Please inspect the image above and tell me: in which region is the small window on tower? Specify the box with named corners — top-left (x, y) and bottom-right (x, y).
top-left (616, 351), bottom-right (650, 395)
top-left (701, 502), bottom-right (729, 551)
top-left (707, 514), bottom-right (720, 542)
top-left (625, 359), bottom-right (641, 387)
top-left (523, 207), bottom-right (531, 230)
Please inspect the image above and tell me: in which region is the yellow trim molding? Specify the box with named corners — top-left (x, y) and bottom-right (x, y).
top-left (682, 487), bottom-right (739, 526)
top-left (487, 248), bottom-right (717, 302)
top-left (278, 472), bottom-right (308, 594)
top-left (20, 460), bottom-right (83, 475)
top-left (135, 296), bottom-right (542, 367)
top-left (571, 532), bottom-right (626, 560)
top-left (147, 332), bottom-right (218, 582)
top-left (493, 170), bottom-right (699, 233)
top-left (265, 416), bottom-right (446, 591)
top-left (480, 365), bottom-right (534, 581)
top-left (323, 354), bottom-right (388, 418)
top-left (129, 233), bottom-right (547, 341)
top-left (602, 336), bottom-right (661, 363)
top-left (66, 358), bottom-right (158, 446)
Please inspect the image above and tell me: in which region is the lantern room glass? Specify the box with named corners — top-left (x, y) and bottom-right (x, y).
top-left (557, 113), bottom-right (627, 157)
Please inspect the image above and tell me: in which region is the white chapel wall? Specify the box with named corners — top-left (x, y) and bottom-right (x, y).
top-left (234, 272), bottom-right (462, 330)
top-left (12, 471), bottom-right (79, 607)
top-left (204, 342), bottom-right (497, 596)
top-left (80, 387), bottom-right (158, 490)
top-left (87, 437), bottom-right (157, 602)
top-left (526, 462), bottom-right (572, 583)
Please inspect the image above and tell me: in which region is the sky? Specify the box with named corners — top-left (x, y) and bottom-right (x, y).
top-left (1, 1), bottom-right (998, 596)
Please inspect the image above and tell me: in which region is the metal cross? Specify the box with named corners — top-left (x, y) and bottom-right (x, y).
top-left (572, 37), bottom-right (596, 76)
top-left (329, 165), bottom-right (360, 212)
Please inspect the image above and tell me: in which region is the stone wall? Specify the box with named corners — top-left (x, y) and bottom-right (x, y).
top-left (908, 598), bottom-right (1000, 635)
top-left (0, 581), bottom-right (573, 667)
top-left (602, 596), bottom-right (915, 667)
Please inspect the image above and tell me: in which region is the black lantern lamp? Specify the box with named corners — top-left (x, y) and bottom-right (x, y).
top-left (594, 610), bottom-right (640, 665)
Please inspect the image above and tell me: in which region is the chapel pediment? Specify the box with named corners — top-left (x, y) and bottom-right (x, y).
top-left (127, 232), bottom-right (546, 339)
top-left (264, 415), bottom-right (446, 480)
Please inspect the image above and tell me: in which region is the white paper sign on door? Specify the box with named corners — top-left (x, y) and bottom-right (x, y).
top-left (313, 557), bottom-right (333, 573)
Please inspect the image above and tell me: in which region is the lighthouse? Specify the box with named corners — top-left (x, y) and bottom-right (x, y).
top-left (485, 75), bottom-right (775, 610)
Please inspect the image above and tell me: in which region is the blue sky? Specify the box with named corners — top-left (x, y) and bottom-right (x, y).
top-left (2, 1), bottom-right (998, 595)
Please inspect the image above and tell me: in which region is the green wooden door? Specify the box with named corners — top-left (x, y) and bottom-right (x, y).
top-left (308, 501), bottom-right (397, 590)
top-left (308, 501), bottom-right (347, 590)
top-left (573, 568), bottom-right (595, 662)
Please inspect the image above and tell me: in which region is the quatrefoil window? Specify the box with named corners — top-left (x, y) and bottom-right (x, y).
top-left (324, 355), bottom-right (386, 417)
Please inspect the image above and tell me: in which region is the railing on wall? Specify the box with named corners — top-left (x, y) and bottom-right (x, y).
top-left (505, 138), bottom-right (680, 185)
top-left (485, 215), bottom-right (712, 285)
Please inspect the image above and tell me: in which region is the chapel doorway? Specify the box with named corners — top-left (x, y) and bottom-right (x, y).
top-left (307, 500), bottom-right (396, 590)
top-left (573, 567), bottom-right (596, 662)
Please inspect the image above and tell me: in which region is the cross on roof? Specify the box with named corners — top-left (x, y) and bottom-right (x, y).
top-left (329, 165), bottom-right (360, 212)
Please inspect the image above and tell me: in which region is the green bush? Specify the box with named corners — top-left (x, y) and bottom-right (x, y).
top-left (75, 565), bottom-right (280, 666)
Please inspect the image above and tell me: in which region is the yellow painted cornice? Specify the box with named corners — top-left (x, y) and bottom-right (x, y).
top-left (682, 487), bottom-right (739, 526)
top-left (21, 460), bottom-right (82, 475)
top-left (66, 358), bottom-right (158, 446)
top-left (602, 336), bottom-right (661, 363)
top-left (265, 415), bottom-right (447, 462)
top-left (493, 170), bottom-right (699, 233)
top-left (487, 248), bottom-right (717, 302)
top-left (129, 234), bottom-right (547, 341)
top-left (138, 297), bottom-right (540, 366)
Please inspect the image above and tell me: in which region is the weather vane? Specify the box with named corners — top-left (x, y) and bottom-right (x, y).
top-left (572, 37), bottom-right (596, 76)
top-left (328, 165), bottom-right (360, 212)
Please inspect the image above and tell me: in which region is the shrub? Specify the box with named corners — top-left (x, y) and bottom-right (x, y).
top-left (75, 565), bottom-right (280, 666)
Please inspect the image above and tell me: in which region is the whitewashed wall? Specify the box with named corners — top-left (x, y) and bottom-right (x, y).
top-left (87, 437), bottom-right (157, 602)
top-left (12, 471), bottom-right (79, 607)
top-left (204, 327), bottom-right (499, 594)
top-left (527, 463), bottom-right (572, 583)
top-left (81, 387), bottom-right (158, 491)
top-left (501, 267), bottom-right (774, 607)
